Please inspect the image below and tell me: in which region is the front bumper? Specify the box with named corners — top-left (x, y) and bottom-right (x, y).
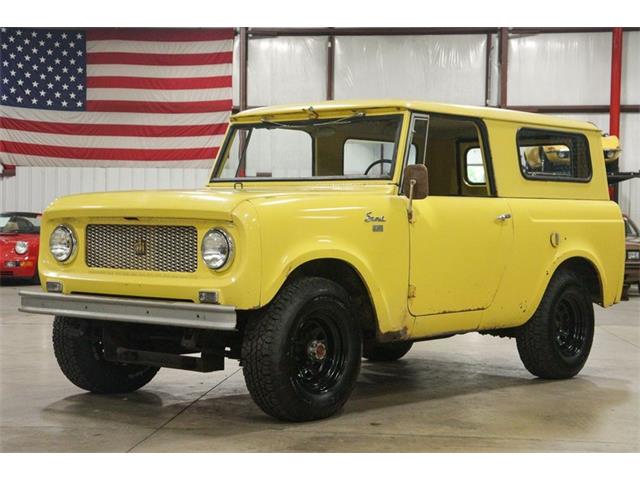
top-left (19, 291), bottom-right (237, 331)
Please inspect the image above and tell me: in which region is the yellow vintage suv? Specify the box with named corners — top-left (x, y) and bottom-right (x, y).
top-left (20, 100), bottom-right (625, 421)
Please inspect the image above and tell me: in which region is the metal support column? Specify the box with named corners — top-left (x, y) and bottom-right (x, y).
top-left (498, 28), bottom-right (509, 108)
top-left (609, 28), bottom-right (624, 201)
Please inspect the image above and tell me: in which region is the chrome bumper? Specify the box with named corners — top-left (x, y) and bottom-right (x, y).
top-left (18, 291), bottom-right (237, 331)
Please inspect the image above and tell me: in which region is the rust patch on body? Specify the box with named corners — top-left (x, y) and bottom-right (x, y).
top-left (377, 326), bottom-right (410, 343)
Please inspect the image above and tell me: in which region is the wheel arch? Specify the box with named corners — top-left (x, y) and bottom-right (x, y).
top-left (287, 259), bottom-right (378, 343)
top-left (260, 253), bottom-right (410, 343)
top-left (549, 254), bottom-right (605, 306)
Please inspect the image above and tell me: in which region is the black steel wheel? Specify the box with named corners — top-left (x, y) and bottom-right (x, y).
top-left (517, 270), bottom-right (594, 379)
top-left (242, 277), bottom-right (362, 421)
top-left (553, 294), bottom-right (589, 361)
top-left (289, 311), bottom-right (347, 396)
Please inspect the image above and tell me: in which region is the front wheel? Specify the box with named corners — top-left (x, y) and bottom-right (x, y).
top-left (53, 316), bottom-right (159, 393)
top-left (241, 277), bottom-right (362, 421)
top-left (516, 270), bottom-right (594, 379)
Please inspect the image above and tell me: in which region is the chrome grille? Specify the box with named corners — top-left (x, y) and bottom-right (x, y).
top-left (86, 224), bottom-right (198, 273)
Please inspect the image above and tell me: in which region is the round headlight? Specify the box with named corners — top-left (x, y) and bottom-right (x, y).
top-left (50, 225), bottom-right (76, 262)
top-left (15, 241), bottom-right (28, 255)
top-left (202, 228), bottom-right (233, 270)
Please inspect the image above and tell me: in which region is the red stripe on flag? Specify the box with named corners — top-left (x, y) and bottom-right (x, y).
top-left (87, 99), bottom-right (232, 114)
top-left (87, 75), bottom-right (233, 90)
top-left (86, 28), bottom-right (235, 42)
top-left (0, 141), bottom-right (219, 161)
top-left (0, 116), bottom-right (228, 137)
top-left (87, 51), bottom-right (233, 66)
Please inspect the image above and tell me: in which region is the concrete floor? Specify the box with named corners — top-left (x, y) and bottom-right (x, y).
top-left (1, 282), bottom-right (638, 452)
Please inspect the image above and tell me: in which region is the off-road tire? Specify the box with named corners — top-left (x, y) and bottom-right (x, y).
top-left (516, 270), bottom-right (594, 379)
top-left (363, 341), bottom-right (413, 362)
top-left (53, 316), bottom-right (159, 393)
top-left (241, 277), bottom-right (362, 421)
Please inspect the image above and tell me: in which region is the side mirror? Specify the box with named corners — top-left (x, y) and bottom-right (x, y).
top-left (402, 164), bottom-right (429, 200)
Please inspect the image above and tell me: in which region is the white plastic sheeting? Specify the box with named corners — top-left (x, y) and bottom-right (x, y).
top-left (486, 33), bottom-right (500, 107)
top-left (619, 113), bottom-right (640, 224)
top-left (622, 31), bottom-right (640, 104)
top-left (508, 32), bottom-right (612, 106)
top-left (247, 36), bottom-right (328, 106)
top-left (334, 35), bottom-right (487, 105)
top-left (551, 113), bottom-right (609, 132)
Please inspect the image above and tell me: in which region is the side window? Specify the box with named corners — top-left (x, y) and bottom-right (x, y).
top-left (464, 147), bottom-right (486, 185)
top-left (422, 115), bottom-right (490, 197)
top-left (404, 144), bottom-right (418, 166)
top-left (518, 128), bottom-right (591, 181)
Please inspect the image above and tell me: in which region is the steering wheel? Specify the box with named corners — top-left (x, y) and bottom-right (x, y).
top-left (364, 159), bottom-right (393, 176)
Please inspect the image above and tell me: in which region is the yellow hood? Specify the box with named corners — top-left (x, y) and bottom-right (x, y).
top-left (43, 184), bottom-right (396, 221)
top-left (44, 188), bottom-right (260, 221)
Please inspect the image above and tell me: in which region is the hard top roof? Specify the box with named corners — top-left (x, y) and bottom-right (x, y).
top-left (232, 99), bottom-right (601, 132)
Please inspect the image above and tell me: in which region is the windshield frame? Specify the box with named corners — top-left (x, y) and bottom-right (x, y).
top-left (209, 112), bottom-right (406, 184)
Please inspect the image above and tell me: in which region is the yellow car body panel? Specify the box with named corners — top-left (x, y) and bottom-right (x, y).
top-left (37, 99), bottom-right (625, 342)
top-left (38, 190), bottom-right (263, 308)
top-left (249, 187), bottom-right (413, 337)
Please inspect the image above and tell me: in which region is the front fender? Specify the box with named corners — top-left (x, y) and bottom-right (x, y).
top-left (252, 194), bottom-right (412, 336)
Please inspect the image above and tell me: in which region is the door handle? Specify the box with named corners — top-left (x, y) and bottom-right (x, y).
top-left (496, 213), bottom-right (512, 222)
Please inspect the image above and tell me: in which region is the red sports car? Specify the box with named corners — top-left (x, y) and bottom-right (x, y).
top-left (0, 212), bottom-right (41, 283)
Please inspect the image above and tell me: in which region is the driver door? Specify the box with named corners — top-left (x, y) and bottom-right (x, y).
top-left (405, 113), bottom-right (513, 321)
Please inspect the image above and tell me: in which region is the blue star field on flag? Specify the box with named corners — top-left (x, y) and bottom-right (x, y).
top-left (0, 28), bottom-right (87, 111)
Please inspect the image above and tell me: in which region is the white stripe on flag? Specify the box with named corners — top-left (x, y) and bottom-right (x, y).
top-left (0, 129), bottom-right (224, 149)
top-left (86, 39), bottom-right (234, 54)
top-left (0, 105), bottom-right (230, 126)
top-left (86, 87), bottom-right (233, 102)
top-left (0, 152), bottom-right (215, 169)
top-left (87, 64), bottom-right (232, 78)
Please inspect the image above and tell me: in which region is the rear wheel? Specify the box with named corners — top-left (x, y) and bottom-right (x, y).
top-left (242, 277), bottom-right (362, 421)
top-left (363, 341), bottom-right (412, 362)
top-left (516, 270), bottom-right (594, 379)
top-left (53, 316), bottom-right (159, 393)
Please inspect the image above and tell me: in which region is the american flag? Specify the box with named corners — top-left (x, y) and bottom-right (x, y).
top-left (0, 27), bottom-right (233, 168)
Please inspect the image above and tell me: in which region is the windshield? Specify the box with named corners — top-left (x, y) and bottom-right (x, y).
top-left (211, 114), bottom-right (403, 182)
top-left (0, 214), bottom-right (41, 234)
top-left (625, 217), bottom-right (639, 237)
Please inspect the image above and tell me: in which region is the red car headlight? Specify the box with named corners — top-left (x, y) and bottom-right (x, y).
top-left (15, 241), bottom-right (29, 255)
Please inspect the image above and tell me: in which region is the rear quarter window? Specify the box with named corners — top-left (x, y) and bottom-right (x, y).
top-left (517, 128), bottom-right (591, 182)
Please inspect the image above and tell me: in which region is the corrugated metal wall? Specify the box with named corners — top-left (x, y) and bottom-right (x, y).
top-left (1, 30), bottom-right (639, 224)
top-left (0, 167), bottom-right (211, 212)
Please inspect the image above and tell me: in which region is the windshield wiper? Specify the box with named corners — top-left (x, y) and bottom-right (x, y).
top-left (259, 111), bottom-right (366, 129)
